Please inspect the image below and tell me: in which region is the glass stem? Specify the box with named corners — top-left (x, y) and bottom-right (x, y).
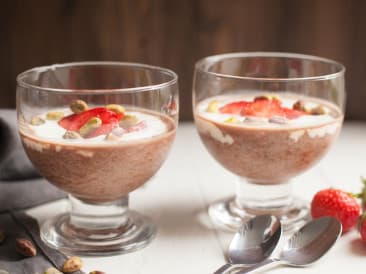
top-left (69, 195), bottom-right (130, 231)
top-left (235, 178), bottom-right (293, 214)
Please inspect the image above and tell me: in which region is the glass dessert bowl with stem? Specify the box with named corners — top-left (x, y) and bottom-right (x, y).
top-left (193, 52), bottom-right (345, 231)
top-left (16, 61), bottom-right (179, 255)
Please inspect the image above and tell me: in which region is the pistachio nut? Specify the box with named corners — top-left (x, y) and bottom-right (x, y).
top-left (254, 94), bottom-right (280, 102)
top-left (63, 131), bottom-right (82, 140)
top-left (43, 267), bottom-right (63, 274)
top-left (89, 271), bottom-right (106, 274)
top-left (207, 100), bottom-right (219, 113)
top-left (70, 99), bottom-right (88, 114)
top-left (46, 111), bottom-right (64, 120)
top-left (0, 230), bottom-right (5, 244)
top-left (119, 115), bottom-right (138, 128)
top-left (224, 117), bottom-right (239, 123)
top-left (78, 117), bottom-right (102, 137)
top-left (292, 100), bottom-right (308, 112)
top-left (105, 127), bottom-right (125, 141)
top-left (106, 104), bottom-right (125, 115)
top-left (15, 238), bottom-right (37, 257)
top-left (310, 105), bottom-right (326, 115)
top-left (30, 116), bottom-right (45, 126)
top-left (62, 256), bottom-right (83, 273)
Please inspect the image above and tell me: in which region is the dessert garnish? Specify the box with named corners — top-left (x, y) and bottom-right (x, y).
top-left (30, 116), bottom-right (45, 125)
top-left (219, 96), bottom-right (305, 119)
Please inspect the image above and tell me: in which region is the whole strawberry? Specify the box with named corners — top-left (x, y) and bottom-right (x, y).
top-left (358, 212), bottom-right (366, 242)
top-left (311, 188), bottom-right (360, 232)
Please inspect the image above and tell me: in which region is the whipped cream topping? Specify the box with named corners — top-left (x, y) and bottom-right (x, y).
top-left (196, 94), bottom-right (342, 129)
top-left (26, 109), bottom-right (168, 144)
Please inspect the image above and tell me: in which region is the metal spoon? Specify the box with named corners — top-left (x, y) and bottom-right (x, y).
top-left (234, 216), bottom-right (342, 274)
top-left (214, 215), bottom-right (282, 274)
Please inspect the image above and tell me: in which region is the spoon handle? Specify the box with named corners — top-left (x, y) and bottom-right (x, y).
top-left (213, 263), bottom-right (233, 274)
top-left (234, 258), bottom-right (280, 274)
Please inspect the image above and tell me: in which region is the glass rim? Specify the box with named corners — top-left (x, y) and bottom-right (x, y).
top-left (195, 52), bottom-right (345, 82)
top-left (16, 61), bottom-right (178, 93)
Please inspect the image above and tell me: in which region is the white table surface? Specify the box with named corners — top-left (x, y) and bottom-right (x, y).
top-left (27, 121), bottom-right (366, 274)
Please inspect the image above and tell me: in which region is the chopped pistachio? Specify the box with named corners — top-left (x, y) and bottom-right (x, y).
top-left (207, 100), bottom-right (219, 113)
top-left (30, 116), bottom-right (45, 126)
top-left (106, 104), bottom-right (125, 115)
top-left (63, 131), bottom-right (82, 140)
top-left (78, 117), bottom-right (102, 137)
top-left (310, 105), bottom-right (326, 115)
top-left (62, 256), bottom-right (83, 273)
top-left (70, 99), bottom-right (88, 114)
top-left (46, 111), bottom-right (64, 120)
top-left (254, 94), bottom-right (280, 102)
top-left (119, 115), bottom-right (139, 128)
top-left (292, 100), bottom-right (309, 113)
top-left (224, 117), bottom-right (239, 123)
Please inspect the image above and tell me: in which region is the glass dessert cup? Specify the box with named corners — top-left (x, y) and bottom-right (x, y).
top-left (16, 62), bottom-right (179, 255)
top-left (193, 52), bottom-right (345, 231)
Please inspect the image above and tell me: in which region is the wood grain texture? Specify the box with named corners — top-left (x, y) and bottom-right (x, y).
top-left (1, 0), bottom-right (366, 120)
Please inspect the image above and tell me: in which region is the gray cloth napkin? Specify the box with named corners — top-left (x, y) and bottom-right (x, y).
top-left (0, 211), bottom-right (84, 274)
top-left (0, 109), bottom-right (66, 210)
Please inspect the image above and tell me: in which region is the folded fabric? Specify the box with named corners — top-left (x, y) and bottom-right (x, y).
top-left (0, 109), bottom-right (39, 180)
top-left (0, 211), bottom-right (84, 274)
top-left (0, 109), bottom-right (66, 211)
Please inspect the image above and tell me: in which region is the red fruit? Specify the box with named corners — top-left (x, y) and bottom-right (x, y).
top-left (311, 188), bottom-right (361, 232)
top-left (219, 101), bottom-right (251, 115)
top-left (59, 107), bottom-right (123, 131)
top-left (87, 121), bottom-right (119, 138)
top-left (242, 98), bottom-right (283, 118)
top-left (358, 212), bottom-right (366, 242)
top-left (219, 98), bottom-right (305, 119)
top-left (282, 107), bottom-right (305, 119)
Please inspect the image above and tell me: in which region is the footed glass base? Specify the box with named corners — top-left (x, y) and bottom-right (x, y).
top-left (208, 196), bottom-right (309, 233)
top-left (40, 195), bottom-right (156, 256)
top-left (41, 211), bottom-right (156, 256)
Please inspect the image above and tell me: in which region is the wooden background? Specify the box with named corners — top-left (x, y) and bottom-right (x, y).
top-left (1, 0), bottom-right (366, 120)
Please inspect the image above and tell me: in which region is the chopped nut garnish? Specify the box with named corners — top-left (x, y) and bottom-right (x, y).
top-left (224, 117), bottom-right (239, 123)
top-left (119, 115), bottom-right (139, 128)
top-left (70, 99), bottom-right (88, 114)
top-left (310, 105), bottom-right (326, 115)
top-left (207, 100), bottom-right (219, 113)
top-left (30, 116), bottom-right (45, 126)
top-left (254, 95), bottom-right (280, 102)
top-left (62, 256), bottom-right (83, 273)
top-left (292, 100), bottom-right (308, 112)
top-left (15, 238), bottom-right (37, 257)
top-left (46, 111), bottom-right (64, 120)
top-left (106, 104), bottom-right (125, 115)
top-left (79, 117), bottom-right (102, 137)
top-left (63, 131), bottom-right (82, 140)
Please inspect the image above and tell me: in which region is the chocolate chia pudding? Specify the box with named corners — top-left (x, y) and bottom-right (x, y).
top-left (19, 105), bottom-right (176, 203)
top-left (194, 94), bottom-right (343, 184)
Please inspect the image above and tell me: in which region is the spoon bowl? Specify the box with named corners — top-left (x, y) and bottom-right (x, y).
top-left (214, 215), bottom-right (282, 274)
top-left (234, 216), bottom-right (342, 274)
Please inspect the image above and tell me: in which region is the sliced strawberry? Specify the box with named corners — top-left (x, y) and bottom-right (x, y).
top-left (219, 101), bottom-right (251, 115)
top-left (282, 108), bottom-right (305, 119)
top-left (87, 120), bottom-right (119, 138)
top-left (59, 108), bottom-right (122, 131)
top-left (242, 99), bottom-right (283, 118)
